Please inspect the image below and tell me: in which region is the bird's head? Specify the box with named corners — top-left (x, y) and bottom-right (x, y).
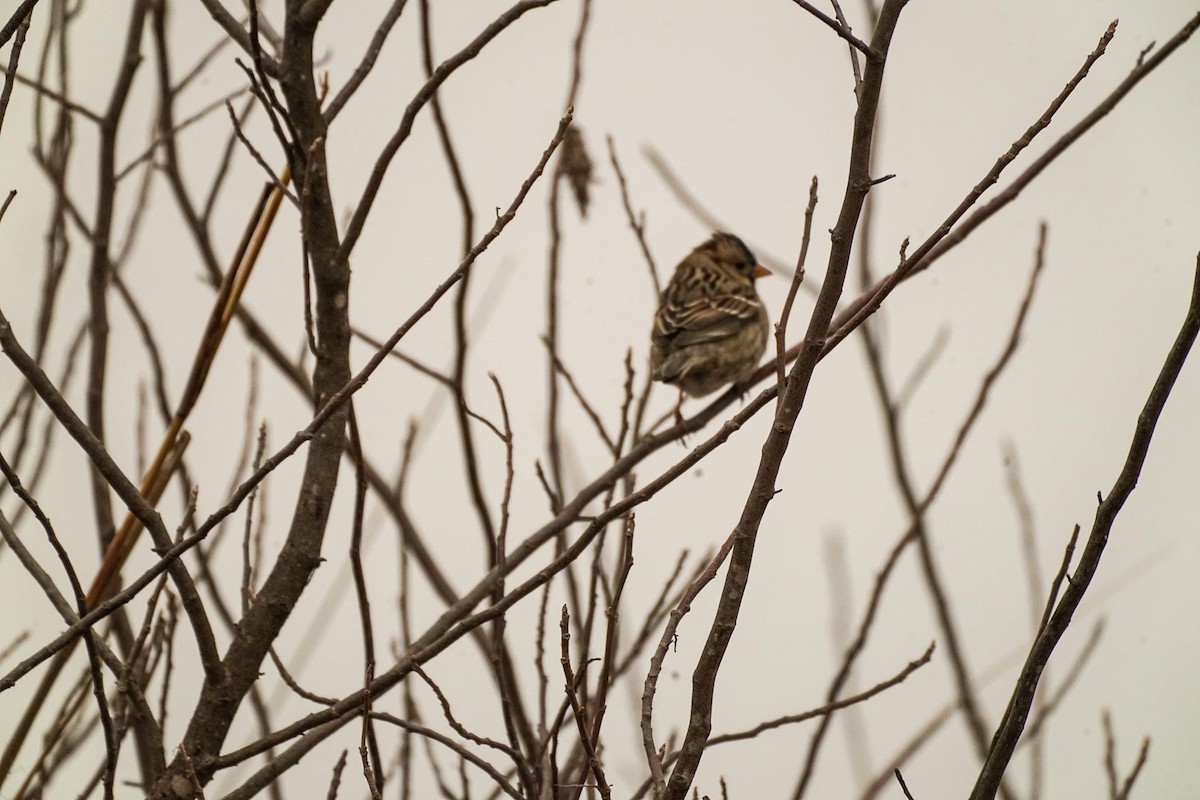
top-left (703, 232), bottom-right (770, 281)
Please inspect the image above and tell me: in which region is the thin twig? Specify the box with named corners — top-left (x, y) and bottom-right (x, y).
top-left (337, 0), bottom-right (562, 263)
top-left (642, 533), bottom-right (737, 797)
top-left (559, 606), bottom-right (611, 800)
top-left (1004, 441), bottom-right (1047, 798)
top-left (628, 642), bottom-right (934, 800)
top-left (829, 0), bottom-right (864, 97)
top-left (789, 0), bottom-right (876, 57)
top-left (0, 2), bottom-right (34, 135)
top-left (774, 176), bottom-right (818, 395)
top-left (710, 643), bottom-right (933, 746)
top-left (642, 147), bottom-right (811, 287)
top-left (859, 619), bottom-right (1104, 800)
top-left (369, 711), bottom-right (523, 800)
top-left (542, 336), bottom-right (617, 453)
top-left (607, 135), bottom-right (660, 295)
top-left (115, 87), bottom-right (249, 181)
top-left (322, 0), bottom-right (409, 122)
top-left (223, 99), bottom-right (297, 203)
top-left (325, 749), bottom-right (349, 800)
top-left (413, 665), bottom-right (521, 762)
top-left (894, 327), bottom-right (950, 409)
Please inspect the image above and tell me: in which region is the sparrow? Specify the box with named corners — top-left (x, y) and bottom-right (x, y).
top-left (650, 232), bottom-right (771, 397)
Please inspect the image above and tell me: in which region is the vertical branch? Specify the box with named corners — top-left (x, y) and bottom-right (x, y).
top-left (420, 0), bottom-right (493, 552)
top-left (358, 665), bottom-right (383, 800)
top-left (347, 406), bottom-right (384, 794)
top-left (606, 136), bottom-right (659, 296)
top-left (821, 534), bottom-right (872, 780)
top-left (661, 4), bottom-right (908, 798)
top-left (545, 139), bottom-right (567, 505)
top-left (394, 422), bottom-right (418, 800)
top-left (0, 0), bottom-right (68, 500)
top-left (643, 534), bottom-right (736, 798)
top-left (1003, 442), bottom-right (1047, 799)
top-left (544, 0), bottom-right (592, 503)
top-left (0, 458), bottom-right (119, 799)
top-left (540, 13), bottom-right (594, 787)
top-left (483, 374), bottom-right (536, 793)
top-left (774, 177), bottom-right (818, 394)
top-left (585, 514), bottom-right (634, 746)
top-left (970, 254), bottom-right (1200, 799)
top-left (85, 0), bottom-right (148, 554)
top-left (796, 225), bottom-right (1047, 798)
top-left (418, 0), bottom-right (537, 768)
top-left (563, 512), bottom-right (635, 800)
top-left (559, 606), bottom-right (611, 800)
top-left (148, 1), bottom-right (354, 793)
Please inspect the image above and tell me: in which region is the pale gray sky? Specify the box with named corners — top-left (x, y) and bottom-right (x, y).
top-left (1, 1), bottom-right (1198, 797)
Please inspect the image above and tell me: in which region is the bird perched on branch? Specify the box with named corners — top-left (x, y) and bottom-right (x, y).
top-left (650, 232), bottom-right (771, 397)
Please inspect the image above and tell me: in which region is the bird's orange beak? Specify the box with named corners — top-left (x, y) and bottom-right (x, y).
top-left (753, 264), bottom-right (771, 278)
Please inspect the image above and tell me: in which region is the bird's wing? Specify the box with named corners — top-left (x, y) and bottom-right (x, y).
top-left (653, 292), bottom-right (762, 349)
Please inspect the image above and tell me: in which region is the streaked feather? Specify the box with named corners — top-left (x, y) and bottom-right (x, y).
top-left (649, 232), bottom-right (771, 396)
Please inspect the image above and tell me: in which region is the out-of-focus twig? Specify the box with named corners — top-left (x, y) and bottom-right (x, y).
top-left (969, 253), bottom-right (1200, 799)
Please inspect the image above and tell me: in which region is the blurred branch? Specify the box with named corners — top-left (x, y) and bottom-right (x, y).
top-left (822, 534), bottom-right (872, 780)
top-left (796, 224), bottom-right (1048, 797)
top-left (854, 226), bottom-right (1046, 788)
top-left (969, 252), bottom-right (1200, 798)
top-left (894, 326), bottom-right (949, 409)
top-left (607, 135), bottom-right (660, 295)
top-left (0, 65), bottom-right (101, 123)
top-left (643, 146), bottom-right (814, 289)
top-left (1004, 441), bottom-right (1047, 799)
top-left (859, 619), bottom-right (1104, 800)
top-left (195, 0), bottom-right (279, 75)
top-left (1102, 710), bottom-right (1150, 800)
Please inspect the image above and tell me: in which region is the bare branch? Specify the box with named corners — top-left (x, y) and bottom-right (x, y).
top-left (970, 253), bottom-right (1200, 798)
top-left (788, 0), bottom-right (877, 58)
top-left (663, 6), bottom-right (907, 797)
top-left (337, 0), bottom-right (563, 263)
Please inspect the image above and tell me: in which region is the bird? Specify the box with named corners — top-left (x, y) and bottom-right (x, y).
top-left (650, 232), bottom-right (771, 397)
